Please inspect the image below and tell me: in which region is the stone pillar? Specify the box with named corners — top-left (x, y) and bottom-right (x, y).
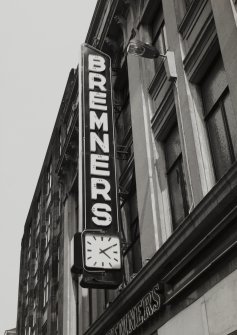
top-left (126, 53), bottom-right (162, 262)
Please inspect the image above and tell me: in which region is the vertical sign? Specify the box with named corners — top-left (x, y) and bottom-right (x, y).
top-left (79, 44), bottom-right (122, 288)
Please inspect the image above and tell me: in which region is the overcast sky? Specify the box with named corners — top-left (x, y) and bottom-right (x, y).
top-left (0, 0), bottom-right (97, 332)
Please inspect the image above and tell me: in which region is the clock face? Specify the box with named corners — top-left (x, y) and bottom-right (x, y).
top-left (84, 232), bottom-right (121, 270)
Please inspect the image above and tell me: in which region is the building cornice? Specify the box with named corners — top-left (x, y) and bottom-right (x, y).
top-left (85, 0), bottom-right (120, 49)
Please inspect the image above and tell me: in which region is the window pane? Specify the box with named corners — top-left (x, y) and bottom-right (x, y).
top-left (201, 56), bottom-right (227, 114)
top-left (167, 160), bottom-right (186, 229)
top-left (153, 23), bottom-right (167, 71)
top-left (224, 93), bottom-right (237, 158)
top-left (207, 106), bottom-right (232, 179)
top-left (130, 218), bottom-right (142, 273)
top-left (164, 126), bottom-right (181, 170)
top-left (154, 24), bottom-right (167, 55)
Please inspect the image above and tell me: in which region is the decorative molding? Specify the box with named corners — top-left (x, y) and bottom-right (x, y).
top-left (178, 0), bottom-right (209, 39)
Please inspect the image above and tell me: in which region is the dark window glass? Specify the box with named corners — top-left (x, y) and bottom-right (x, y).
top-left (45, 214), bottom-right (51, 250)
top-left (114, 69), bottom-right (141, 278)
top-left (151, 6), bottom-right (168, 71)
top-left (153, 21), bottom-right (167, 56)
top-left (206, 102), bottom-right (233, 179)
top-left (122, 185), bottom-right (142, 275)
top-left (164, 125), bottom-right (189, 229)
top-left (224, 94), bottom-right (237, 158)
top-left (201, 55), bottom-right (237, 180)
top-left (42, 323), bottom-right (47, 335)
top-left (43, 269), bottom-right (49, 307)
top-left (46, 160), bottom-right (52, 195)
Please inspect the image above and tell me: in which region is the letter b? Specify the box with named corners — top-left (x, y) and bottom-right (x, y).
top-left (88, 55), bottom-right (106, 72)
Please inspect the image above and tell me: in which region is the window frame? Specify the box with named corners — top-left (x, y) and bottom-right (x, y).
top-left (150, 5), bottom-right (168, 72)
top-left (46, 160), bottom-right (52, 196)
top-left (164, 124), bottom-right (190, 229)
top-left (45, 213), bottom-right (51, 251)
top-left (204, 89), bottom-right (236, 179)
top-left (43, 268), bottom-right (49, 308)
top-left (201, 53), bottom-right (237, 181)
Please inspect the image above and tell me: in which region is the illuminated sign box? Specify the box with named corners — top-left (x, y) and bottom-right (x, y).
top-left (82, 44), bottom-right (119, 234)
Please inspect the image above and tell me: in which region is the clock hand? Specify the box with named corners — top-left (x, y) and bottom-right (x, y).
top-left (99, 243), bottom-right (118, 254)
top-left (99, 248), bottom-right (111, 259)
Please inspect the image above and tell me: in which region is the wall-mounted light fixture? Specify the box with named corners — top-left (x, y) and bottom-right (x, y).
top-left (126, 39), bottom-right (164, 59)
top-left (127, 39), bottom-right (177, 81)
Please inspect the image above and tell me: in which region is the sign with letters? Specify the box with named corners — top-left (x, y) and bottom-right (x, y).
top-left (79, 43), bottom-right (122, 288)
top-left (105, 283), bottom-right (164, 335)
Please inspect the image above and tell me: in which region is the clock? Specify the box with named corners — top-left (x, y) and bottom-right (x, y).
top-left (83, 231), bottom-right (121, 270)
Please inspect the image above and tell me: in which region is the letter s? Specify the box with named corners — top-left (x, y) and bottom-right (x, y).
top-left (92, 203), bottom-right (112, 226)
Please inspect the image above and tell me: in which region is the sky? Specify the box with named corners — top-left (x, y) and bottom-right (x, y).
top-left (0, 0), bottom-right (97, 332)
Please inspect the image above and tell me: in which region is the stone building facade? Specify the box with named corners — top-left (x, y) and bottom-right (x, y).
top-left (16, 0), bottom-right (237, 335)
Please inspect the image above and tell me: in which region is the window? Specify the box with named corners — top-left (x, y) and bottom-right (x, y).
top-left (46, 160), bottom-right (52, 195)
top-left (59, 129), bottom-right (62, 156)
top-left (164, 124), bottom-right (189, 229)
top-left (33, 298), bottom-right (37, 326)
top-left (122, 179), bottom-right (142, 277)
top-left (201, 55), bottom-right (237, 181)
top-left (66, 112), bottom-right (74, 134)
top-left (115, 78), bottom-right (133, 174)
top-left (43, 269), bottom-right (49, 307)
top-left (57, 242), bottom-right (60, 280)
top-left (24, 326), bottom-right (31, 335)
top-left (89, 289), bottom-right (93, 325)
top-left (35, 243), bottom-right (39, 274)
top-left (114, 72), bottom-right (142, 279)
top-left (45, 214), bottom-right (51, 250)
top-left (42, 322), bottom-right (47, 335)
top-left (25, 270), bottom-right (30, 306)
top-left (151, 5), bottom-right (168, 71)
top-left (36, 194), bottom-right (41, 223)
top-left (115, 81), bottom-right (132, 146)
top-left (55, 304), bottom-right (59, 333)
top-left (58, 184), bottom-right (62, 216)
top-left (27, 224), bottom-right (32, 261)
top-left (28, 225), bottom-right (32, 250)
